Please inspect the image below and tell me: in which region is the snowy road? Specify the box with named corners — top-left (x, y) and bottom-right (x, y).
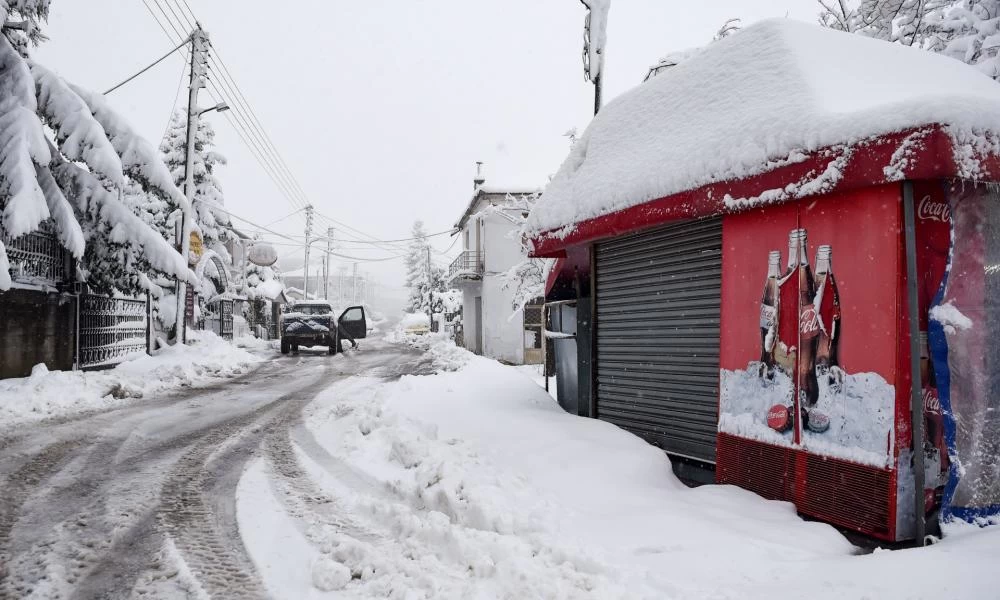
top-left (0, 340), bottom-right (428, 599)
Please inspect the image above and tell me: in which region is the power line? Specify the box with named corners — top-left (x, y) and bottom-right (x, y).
top-left (144, 1), bottom-right (309, 214)
top-left (173, 0), bottom-right (313, 210)
top-left (103, 35), bottom-right (190, 95)
top-left (160, 45), bottom-right (189, 141)
top-left (146, 0), bottom-right (440, 259)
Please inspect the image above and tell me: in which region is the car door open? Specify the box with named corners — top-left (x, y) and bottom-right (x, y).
top-left (338, 306), bottom-right (367, 340)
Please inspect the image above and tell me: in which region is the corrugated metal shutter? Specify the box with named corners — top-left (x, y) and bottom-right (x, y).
top-left (595, 217), bottom-right (722, 464)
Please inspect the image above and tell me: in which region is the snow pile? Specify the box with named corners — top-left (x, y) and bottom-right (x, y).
top-left (526, 19), bottom-right (1000, 236)
top-left (239, 354), bottom-right (874, 599)
top-left (0, 331), bottom-right (260, 427)
top-left (426, 336), bottom-right (472, 372)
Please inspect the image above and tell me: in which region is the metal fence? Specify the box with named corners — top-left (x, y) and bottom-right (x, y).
top-left (4, 223), bottom-right (71, 285)
top-left (78, 295), bottom-right (149, 370)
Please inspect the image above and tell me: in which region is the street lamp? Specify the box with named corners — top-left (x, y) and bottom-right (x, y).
top-left (174, 99), bottom-right (231, 344)
top-left (198, 101), bottom-right (229, 117)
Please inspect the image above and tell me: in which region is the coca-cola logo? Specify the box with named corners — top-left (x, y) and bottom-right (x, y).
top-left (917, 196), bottom-right (951, 223)
top-left (767, 404), bottom-right (791, 432)
top-left (800, 307), bottom-right (820, 338)
top-left (760, 304), bottom-right (776, 328)
top-left (923, 388), bottom-right (941, 414)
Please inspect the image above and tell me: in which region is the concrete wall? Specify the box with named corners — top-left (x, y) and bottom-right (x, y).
top-left (0, 289), bottom-right (76, 379)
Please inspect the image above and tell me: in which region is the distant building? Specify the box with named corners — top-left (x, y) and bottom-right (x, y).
top-left (447, 167), bottom-right (542, 365)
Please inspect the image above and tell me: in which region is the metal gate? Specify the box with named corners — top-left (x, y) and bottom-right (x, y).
top-left (79, 295), bottom-right (149, 370)
top-left (594, 217), bottom-right (723, 464)
top-left (219, 299), bottom-right (234, 340)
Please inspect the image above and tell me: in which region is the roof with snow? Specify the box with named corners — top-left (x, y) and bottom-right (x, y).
top-left (527, 19), bottom-right (1000, 255)
top-left (454, 186), bottom-right (542, 230)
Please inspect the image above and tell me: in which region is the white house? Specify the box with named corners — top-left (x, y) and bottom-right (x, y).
top-left (448, 171), bottom-right (543, 365)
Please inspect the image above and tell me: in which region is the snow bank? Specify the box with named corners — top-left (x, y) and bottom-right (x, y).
top-left (526, 19), bottom-right (1000, 235)
top-left (237, 338), bottom-right (1000, 598)
top-left (0, 331), bottom-right (261, 427)
top-left (261, 346), bottom-right (850, 598)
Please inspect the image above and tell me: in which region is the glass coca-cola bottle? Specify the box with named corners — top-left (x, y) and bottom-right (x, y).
top-left (797, 229), bottom-right (820, 426)
top-left (776, 231), bottom-right (801, 378)
top-left (759, 250), bottom-right (781, 379)
top-left (814, 245), bottom-right (841, 376)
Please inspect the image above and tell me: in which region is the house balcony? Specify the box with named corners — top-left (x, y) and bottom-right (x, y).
top-left (447, 250), bottom-right (483, 284)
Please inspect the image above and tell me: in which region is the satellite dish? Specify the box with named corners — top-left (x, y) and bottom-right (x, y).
top-left (248, 242), bottom-right (278, 267)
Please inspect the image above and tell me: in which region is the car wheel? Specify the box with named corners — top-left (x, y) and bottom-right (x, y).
top-left (280, 339), bottom-right (290, 354)
top-left (328, 344), bottom-right (336, 355)
top-left (292, 344), bottom-right (299, 354)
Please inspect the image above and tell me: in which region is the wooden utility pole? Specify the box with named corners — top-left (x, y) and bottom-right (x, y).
top-left (174, 27), bottom-right (209, 344)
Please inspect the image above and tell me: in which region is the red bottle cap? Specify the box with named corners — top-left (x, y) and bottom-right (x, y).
top-left (767, 404), bottom-right (792, 432)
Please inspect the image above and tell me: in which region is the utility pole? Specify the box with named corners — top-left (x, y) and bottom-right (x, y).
top-left (352, 262), bottom-right (358, 304)
top-left (303, 204), bottom-right (314, 299)
top-left (426, 245), bottom-right (434, 329)
top-left (174, 27), bottom-right (209, 344)
top-left (324, 227), bottom-right (333, 300)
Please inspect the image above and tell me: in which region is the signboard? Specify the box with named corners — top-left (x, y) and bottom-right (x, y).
top-left (185, 283), bottom-right (195, 325)
top-left (718, 188), bottom-right (902, 469)
top-left (248, 242), bottom-right (278, 267)
top-left (189, 230), bottom-right (204, 266)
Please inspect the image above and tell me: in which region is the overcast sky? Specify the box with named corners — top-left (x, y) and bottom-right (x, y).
top-left (34, 0), bottom-right (818, 290)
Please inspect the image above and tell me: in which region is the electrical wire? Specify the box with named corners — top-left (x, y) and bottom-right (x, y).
top-left (262, 207), bottom-right (306, 228)
top-left (146, 0), bottom-right (451, 262)
top-left (160, 46), bottom-right (189, 141)
top-left (145, 1), bottom-right (310, 214)
top-left (103, 35), bottom-right (190, 95)
top-left (174, 0), bottom-right (313, 209)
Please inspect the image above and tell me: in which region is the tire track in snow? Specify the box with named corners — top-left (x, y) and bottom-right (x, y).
top-left (0, 438), bottom-right (83, 599)
top-left (158, 368), bottom-right (337, 599)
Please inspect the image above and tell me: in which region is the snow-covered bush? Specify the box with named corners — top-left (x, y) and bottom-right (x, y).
top-left (0, 1), bottom-right (192, 294)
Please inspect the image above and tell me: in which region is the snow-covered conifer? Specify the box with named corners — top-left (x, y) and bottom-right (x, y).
top-left (160, 109), bottom-right (232, 263)
top-left (404, 220), bottom-right (448, 316)
top-left (0, 5), bottom-right (192, 294)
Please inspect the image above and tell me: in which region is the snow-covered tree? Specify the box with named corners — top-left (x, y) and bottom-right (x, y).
top-left (0, 2), bottom-right (192, 294)
top-left (160, 109), bottom-right (232, 263)
top-left (817, 0), bottom-right (948, 45)
top-left (404, 220), bottom-right (449, 317)
top-left (925, 1), bottom-right (1000, 78)
top-left (818, 0), bottom-right (1000, 79)
top-left (493, 192), bottom-right (554, 316)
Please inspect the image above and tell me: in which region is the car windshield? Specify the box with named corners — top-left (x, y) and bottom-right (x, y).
top-left (293, 305), bottom-right (331, 315)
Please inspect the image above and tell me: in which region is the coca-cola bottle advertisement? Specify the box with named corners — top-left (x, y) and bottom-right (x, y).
top-left (720, 205), bottom-right (896, 468)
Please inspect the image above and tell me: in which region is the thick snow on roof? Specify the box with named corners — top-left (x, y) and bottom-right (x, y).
top-left (526, 18), bottom-right (1000, 236)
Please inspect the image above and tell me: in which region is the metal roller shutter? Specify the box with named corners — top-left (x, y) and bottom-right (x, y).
top-left (595, 217), bottom-right (722, 464)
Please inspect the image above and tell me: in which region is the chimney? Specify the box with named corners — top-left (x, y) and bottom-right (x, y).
top-left (473, 161), bottom-right (485, 191)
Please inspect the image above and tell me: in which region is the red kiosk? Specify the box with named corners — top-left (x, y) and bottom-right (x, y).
top-left (530, 20), bottom-right (1000, 542)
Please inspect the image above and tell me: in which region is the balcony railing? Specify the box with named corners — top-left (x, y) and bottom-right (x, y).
top-left (448, 250), bottom-right (483, 280)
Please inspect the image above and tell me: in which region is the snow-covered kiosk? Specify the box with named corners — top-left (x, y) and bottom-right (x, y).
top-left (528, 19), bottom-right (1000, 542)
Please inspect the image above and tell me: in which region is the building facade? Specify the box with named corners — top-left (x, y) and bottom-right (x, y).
top-left (448, 179), bottom-right (542, 365)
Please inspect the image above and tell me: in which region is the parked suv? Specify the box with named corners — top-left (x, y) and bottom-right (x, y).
top-left (279, 301), bottom-right (367, 355)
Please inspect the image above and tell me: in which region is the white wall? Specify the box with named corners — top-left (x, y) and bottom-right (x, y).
top-left (455, 200), bottom-right (530, 364)
top-left (482, 276), bottom-right (523, 364)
